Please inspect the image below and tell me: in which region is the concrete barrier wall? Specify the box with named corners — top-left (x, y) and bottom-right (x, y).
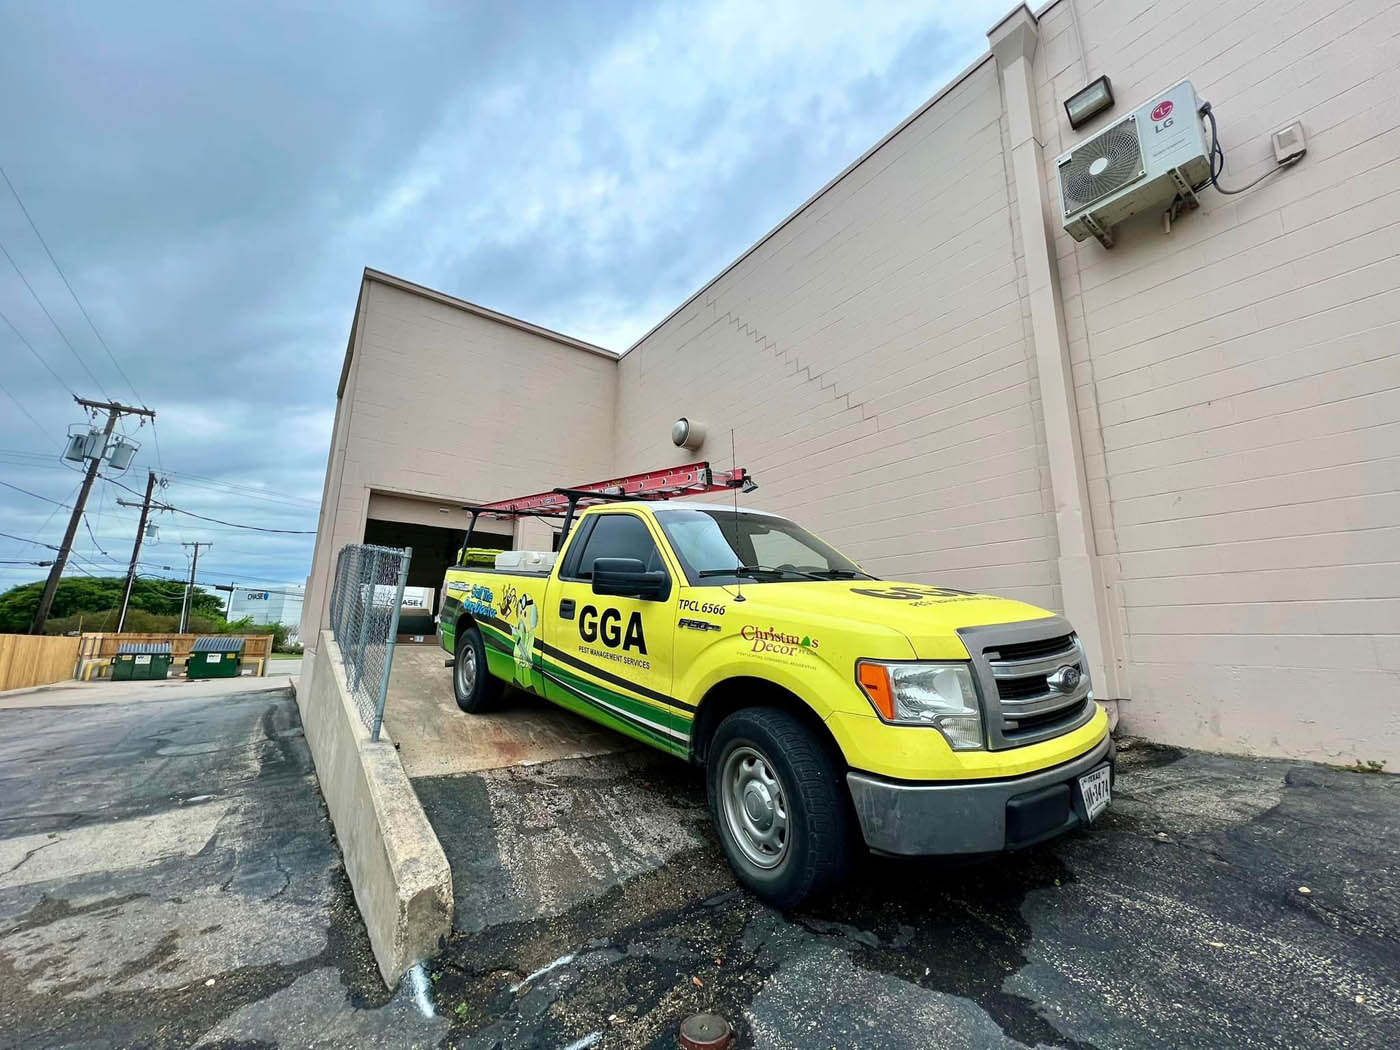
top-left (296, 631), bottom-right (451, 985)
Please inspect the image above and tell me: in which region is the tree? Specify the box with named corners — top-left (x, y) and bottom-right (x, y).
top-left (0, 577), bottom-right (225, 634)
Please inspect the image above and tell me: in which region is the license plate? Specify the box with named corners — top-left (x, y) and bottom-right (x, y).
top-left (1079, 765), bottom-right (1111, 821)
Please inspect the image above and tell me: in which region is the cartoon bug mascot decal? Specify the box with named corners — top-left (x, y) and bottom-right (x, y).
top-left (511, 593), bottom-right (539, 688)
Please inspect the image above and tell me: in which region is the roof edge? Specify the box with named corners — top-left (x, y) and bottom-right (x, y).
top-left (363, 268), bottom-right (618, 359)
top-left (617, 48), bottom-right (997, 359)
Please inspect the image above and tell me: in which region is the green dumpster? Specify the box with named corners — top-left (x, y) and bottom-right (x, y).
top-left (110, 641), bottom-right (172, 681)
top-left (187, 636), bottom-right (245, 679)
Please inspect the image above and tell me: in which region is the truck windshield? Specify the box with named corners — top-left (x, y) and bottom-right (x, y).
top-left (654, 508), bottom-right (869, 584)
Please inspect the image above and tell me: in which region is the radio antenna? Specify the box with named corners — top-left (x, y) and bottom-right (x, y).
top-left (731, 427), bottom-right (745, 603)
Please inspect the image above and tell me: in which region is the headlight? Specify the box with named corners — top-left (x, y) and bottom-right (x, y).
top-left (856, 660), bottom-right (984, 751)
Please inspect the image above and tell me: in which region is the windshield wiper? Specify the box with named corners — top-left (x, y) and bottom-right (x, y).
top-left (697, 564), bottom-right (827, 581)
top-left (811, 568), bottom-right (879, 580)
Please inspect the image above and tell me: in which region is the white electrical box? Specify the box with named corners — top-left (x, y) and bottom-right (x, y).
top-left (1058, 79), bottom-right (1210, 247)
top-left (1271, 121), bottom-right (1306, 163)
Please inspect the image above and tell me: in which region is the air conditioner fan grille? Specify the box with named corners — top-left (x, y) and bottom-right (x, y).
top-left (1060, 118), bottom-right (1144, 216)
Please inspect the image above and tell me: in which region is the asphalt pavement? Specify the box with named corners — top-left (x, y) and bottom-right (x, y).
top-left (414, 738), bottom-right (1400, 1050)
top-left (0, 683), bottom-right (444, 1050)
top-left (3, 674), bottom-right (1397, 1050)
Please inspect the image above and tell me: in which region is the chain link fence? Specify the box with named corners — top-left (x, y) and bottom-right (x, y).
top-left (327, 542), bottom-right (413, 741)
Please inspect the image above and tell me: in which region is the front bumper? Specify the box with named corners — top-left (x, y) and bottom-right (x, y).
top-left (846, 732), bottom-right (1114, 855)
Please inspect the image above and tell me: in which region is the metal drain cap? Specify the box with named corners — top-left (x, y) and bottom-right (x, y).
top-left (679, 1012), bottom-right (733, 1049)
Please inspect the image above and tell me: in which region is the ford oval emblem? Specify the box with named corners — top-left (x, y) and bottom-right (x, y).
top-left (1047, 665), bottom-right (1082, 693)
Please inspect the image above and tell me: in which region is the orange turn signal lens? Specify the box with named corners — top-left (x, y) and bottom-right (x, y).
top-left (856, 661), bottom-right (895, 721)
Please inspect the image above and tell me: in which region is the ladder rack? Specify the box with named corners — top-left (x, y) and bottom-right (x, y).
top-left (459, 460), bottom-right (755, 551)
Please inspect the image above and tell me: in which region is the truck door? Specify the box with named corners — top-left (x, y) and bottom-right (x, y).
top-left (542, 511), bottom-right (687, 753)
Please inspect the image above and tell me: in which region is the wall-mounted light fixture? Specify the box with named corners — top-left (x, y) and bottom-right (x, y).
top-left (671, 417), bottom-right (707, 451)
top-left (1065, 75), bottom-right (1114, 130)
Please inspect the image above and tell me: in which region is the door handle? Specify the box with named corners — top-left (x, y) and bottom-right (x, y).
top-left (559, 599), bottom-right (576, 619)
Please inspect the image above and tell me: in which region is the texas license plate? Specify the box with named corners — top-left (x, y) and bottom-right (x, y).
top-left (1078, 765), bottom-right (1112, 821)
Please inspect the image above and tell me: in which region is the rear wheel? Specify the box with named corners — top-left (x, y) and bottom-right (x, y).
top-left (453, 623), bottom-right (502, 713)
top-left (707, 707), bottom-right (852, 908)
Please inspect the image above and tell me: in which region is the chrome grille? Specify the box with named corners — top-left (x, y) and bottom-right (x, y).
top-left (958, 617), bottom-right (1095, 750)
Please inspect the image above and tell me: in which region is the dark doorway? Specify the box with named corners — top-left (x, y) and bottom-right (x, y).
top-left (362, 518), bottom-right (509, 621)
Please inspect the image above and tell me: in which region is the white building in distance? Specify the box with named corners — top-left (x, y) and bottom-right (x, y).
top-left (228, 584), bottom-right (305, 645)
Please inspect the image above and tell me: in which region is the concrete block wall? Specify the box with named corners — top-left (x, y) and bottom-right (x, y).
top-left (614, 59), bottom-right (1064, 612)
top-left (1035, 0), bottom-right (1400, 762)
top-left (301, 276), bottom-right (617, 690)
top-left (305, 0), bottom-right (1399, 767)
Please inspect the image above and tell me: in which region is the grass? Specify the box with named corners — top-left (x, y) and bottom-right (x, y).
top-left (270, 652), bottom-right (303, 660)
top-left (1338, 759), bottom-right (1386, 774)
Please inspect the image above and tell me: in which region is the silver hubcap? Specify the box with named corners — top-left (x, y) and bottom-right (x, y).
top-left (456, 645), bottom-right (477, 697)
top-left (721, 745), bottom-right (789, 869)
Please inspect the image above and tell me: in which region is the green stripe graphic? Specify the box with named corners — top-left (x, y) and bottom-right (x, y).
top-left (476, 619), bottom-right (690, 755)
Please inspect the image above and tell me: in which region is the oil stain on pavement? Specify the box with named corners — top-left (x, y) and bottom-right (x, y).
top-left (0, 686), bottom-right (446, 1050)
top-left (414, 741), bottom-right (1400, 1050)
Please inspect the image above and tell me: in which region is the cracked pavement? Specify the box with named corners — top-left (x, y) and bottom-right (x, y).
top-left (3, 676), bottom-right (1398, 1049)
top-left (413, 739), bottom-right (1400, 1049)
top-left (0, 684), bottom-right (444, 1049)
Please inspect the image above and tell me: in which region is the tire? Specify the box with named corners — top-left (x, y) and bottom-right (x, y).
top-left (453, 622), bottom-right (503, 713)
top-left (706, 707), bottom-right (852, 908)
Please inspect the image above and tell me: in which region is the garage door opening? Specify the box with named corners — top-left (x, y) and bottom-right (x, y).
top-left (362, 517), bottom-right (509, 633)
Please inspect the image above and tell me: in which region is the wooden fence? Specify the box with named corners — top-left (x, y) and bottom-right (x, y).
top-left (76, 632), bottom-right (272, 679)
top-left (0, 634), bottom-right (81, 692)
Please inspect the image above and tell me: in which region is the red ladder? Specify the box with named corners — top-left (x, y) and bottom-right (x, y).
top-left (473, 461), bottom-right (752, 516)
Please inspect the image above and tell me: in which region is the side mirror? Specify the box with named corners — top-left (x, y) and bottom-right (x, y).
top-left (591, 557), bottom-right (669, 600)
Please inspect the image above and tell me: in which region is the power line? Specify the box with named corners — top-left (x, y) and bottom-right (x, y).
top-left (101, 473), bottom-right (316, 533)
top-left (0, 377), bottom-right (58, 444)
top-left (0, 529), bottom-right (58, 550)
top-left (0, 305), bottom-right (77, 395)
top-left (157, 472), bottom-right (320, 509)
top-left (0, 447), bottom-right (320, 508)
top-left (81, 514), bottom-right (110, 557)
top-left (0, 167), bottom-right (144, 406)
top-left (161, 507), bottom-right (316, 534)
top-left (0, 235), bottom-right (109, 397)
top-left (0, 477), bottom-right (71, 507)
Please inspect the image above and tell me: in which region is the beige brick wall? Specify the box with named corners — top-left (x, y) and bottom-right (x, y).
top-left (305, 0), bottom-right (1399, 767)
top-left (615, 58), bottom-right (1064, 612)
top-left (1036, 0), bottom-right (1400, 762)
top-left (301, 277), bottom-right (616, 663)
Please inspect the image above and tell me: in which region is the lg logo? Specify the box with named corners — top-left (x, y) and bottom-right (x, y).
top-left (1151, 99), bottom-right (1175, 134)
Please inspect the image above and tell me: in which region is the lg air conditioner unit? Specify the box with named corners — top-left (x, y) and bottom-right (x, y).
top-left (1058, 79), bottom-right (1210, 247)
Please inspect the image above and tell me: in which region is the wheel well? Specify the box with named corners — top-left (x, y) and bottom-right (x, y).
top-left (690, 677), bottom-right (846, 769)
top-left (450, 611), bottom-right (476, 647)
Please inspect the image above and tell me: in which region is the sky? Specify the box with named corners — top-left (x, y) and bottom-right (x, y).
top-left (0, 0), bottom-right (1008, 607)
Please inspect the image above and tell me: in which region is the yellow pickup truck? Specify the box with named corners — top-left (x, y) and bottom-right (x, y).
top-left (440, 499), bottom-right (1112, 906)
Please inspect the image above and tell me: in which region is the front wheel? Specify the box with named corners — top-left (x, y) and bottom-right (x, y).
top-left (707, 707), bottom-right (852, 908)
top-left (453, 623), bottom-right (502, 713)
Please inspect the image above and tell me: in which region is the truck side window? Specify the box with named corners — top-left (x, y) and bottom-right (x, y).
top-left (572, 514), bottom-right (664, 579)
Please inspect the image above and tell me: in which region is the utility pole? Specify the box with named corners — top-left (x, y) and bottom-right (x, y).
top-left (30, 397), bottom-right (156, 634)
top-left (179, 541), bottom-right (211, 633)
top-left (114, 470), bottom-right (158, 633)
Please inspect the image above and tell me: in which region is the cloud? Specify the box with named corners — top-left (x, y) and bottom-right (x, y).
top-left (0, 0), bottom-right (1006, 591)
